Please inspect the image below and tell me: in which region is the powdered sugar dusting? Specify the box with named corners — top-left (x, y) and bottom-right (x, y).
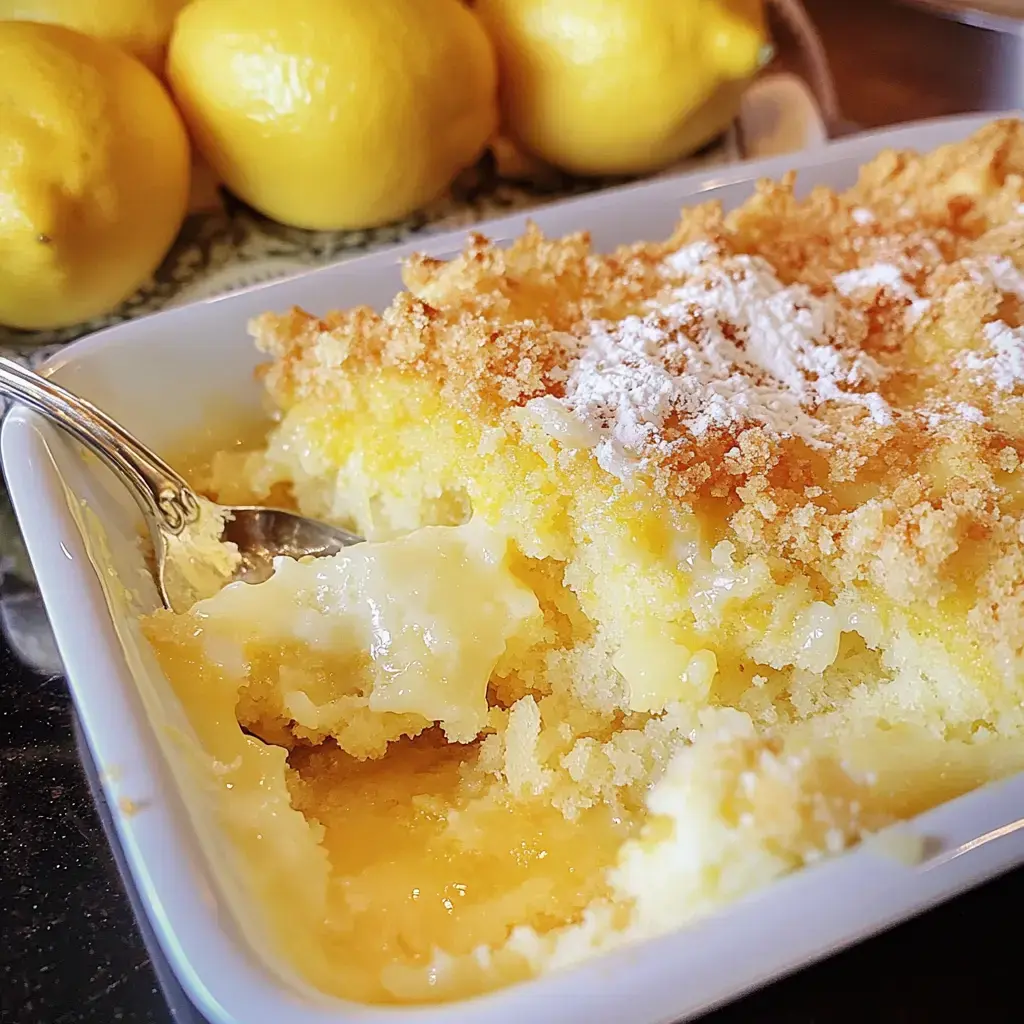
top-left (833, 263), bottom-right (931, 327)
top-left (850, 207), bottom-right (876, 225)
top-left (958, 402), bottom-right (986, 424)
top-left (957, 321), bottom-right (1024, 392)
top-left (923, 403), bottom-right (986, 429)
top-left (537, 242), bottom-right (891, 478)
top-left (964, 255), bottom-right (1024, 300)
top-left (665, 240), bottom-right (719, 276)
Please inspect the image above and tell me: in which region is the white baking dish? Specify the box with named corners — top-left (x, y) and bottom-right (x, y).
top-left (5, 111), bottom-right (1024, 1024)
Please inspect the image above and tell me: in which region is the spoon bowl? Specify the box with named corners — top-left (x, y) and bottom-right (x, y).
top-left (218, 505), bottom-right (359, 584)
top-left (0, 357), bottom-right (363, 612)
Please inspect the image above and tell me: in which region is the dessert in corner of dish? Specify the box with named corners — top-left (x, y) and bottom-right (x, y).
top-left (143, 117), bottom-right (1024, 1004)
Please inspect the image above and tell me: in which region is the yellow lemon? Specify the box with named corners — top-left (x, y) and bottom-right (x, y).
top-left (0, 23), bottom-right (190, 331)
top-left (0, 0), bottom-right (192, 73)
top-left (167, 0), bottom-right (499, 231)
top-left (475, 0), bottom-right (768, 176)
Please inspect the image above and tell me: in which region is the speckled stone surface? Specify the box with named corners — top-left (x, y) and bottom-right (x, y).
top-left (0, 666), bottom-right (169, 1024)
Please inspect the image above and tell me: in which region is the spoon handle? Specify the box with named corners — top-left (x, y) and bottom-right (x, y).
top-left (0, 357), bottom-right (200, 533)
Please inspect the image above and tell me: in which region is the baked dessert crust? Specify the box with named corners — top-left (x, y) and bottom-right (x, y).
top-left (251, 119), bottom-right (1024, 646)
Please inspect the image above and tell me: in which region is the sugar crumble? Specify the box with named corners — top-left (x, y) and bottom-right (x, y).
top-left (965, 255), bottom-right (1024, 300)
top-left (958, 321), bottom-right (1024, 392)
top-left (547, 243), bottom-right (891, 477)
top-left (833, 262), bottom-right (931, 327)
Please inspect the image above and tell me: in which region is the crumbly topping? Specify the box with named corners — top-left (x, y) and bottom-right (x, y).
top-left (966, 255), bottom-right (1024, 299)
top-left (957, 321), bottom-right (1024, 391)
top-left (832, 262), bottom-right (930, 327)
top-left (250, 119), bottom-right (1024, 618)
top-left (923, 402), bottom-right (986, 429)
top-left (557, 243), bottom-right (890, 478)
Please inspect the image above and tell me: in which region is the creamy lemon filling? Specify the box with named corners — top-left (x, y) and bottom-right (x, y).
top-left (147, 486), bottom-right (1024, 1003)
top-left (189, 520), bottom-right (542, 753)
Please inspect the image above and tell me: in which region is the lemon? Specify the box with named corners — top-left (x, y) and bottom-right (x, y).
top-left (167, 0), bottom-right (499, 231)
top-left (0, 0), bottom-right (191, 72)
top-left (475, 0), bottom-right (768, 176)
top-left (0, 23), bottom-right (190, 331)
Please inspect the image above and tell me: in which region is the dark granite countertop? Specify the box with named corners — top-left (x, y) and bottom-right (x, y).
top-left (0, 666), bottom-right (167, 1024)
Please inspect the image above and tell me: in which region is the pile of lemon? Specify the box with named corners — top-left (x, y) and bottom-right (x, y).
top-left (0, 0), bottom-right (767, 330)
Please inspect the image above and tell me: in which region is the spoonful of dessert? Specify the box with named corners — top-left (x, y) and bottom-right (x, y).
top-left (0, 356), bottom-right (363, 613)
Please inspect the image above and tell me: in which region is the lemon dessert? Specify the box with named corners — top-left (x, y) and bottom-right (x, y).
top-left (146, 120), bottom-right (1024, 1004)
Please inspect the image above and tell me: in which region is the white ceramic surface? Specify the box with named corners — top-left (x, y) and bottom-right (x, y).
top-left (5, 111), bottom-right (1024, 1024)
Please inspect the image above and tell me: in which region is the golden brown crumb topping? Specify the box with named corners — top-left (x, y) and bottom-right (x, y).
top-left (251, 119), bottom-right (1024, 629)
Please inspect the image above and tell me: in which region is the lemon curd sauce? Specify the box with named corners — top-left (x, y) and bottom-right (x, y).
top-left (145, 120), bottom-right (1024, 1004)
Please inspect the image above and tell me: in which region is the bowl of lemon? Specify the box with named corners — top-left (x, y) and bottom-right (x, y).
top-left (0, 0), bottom-right (773, 346)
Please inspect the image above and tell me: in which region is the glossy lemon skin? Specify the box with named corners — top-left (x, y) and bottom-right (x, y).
top-left (0, 22), bottom-right (190, 331)
top-left (167, 0), bottom-right (499, 231)
top-left (475, 0), bottom-right (767, 176)
top-left (0, 0), bottom-right (191, 72)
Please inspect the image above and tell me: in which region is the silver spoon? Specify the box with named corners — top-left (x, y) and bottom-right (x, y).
top-left (0, 356), bottom-right (363, 612)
